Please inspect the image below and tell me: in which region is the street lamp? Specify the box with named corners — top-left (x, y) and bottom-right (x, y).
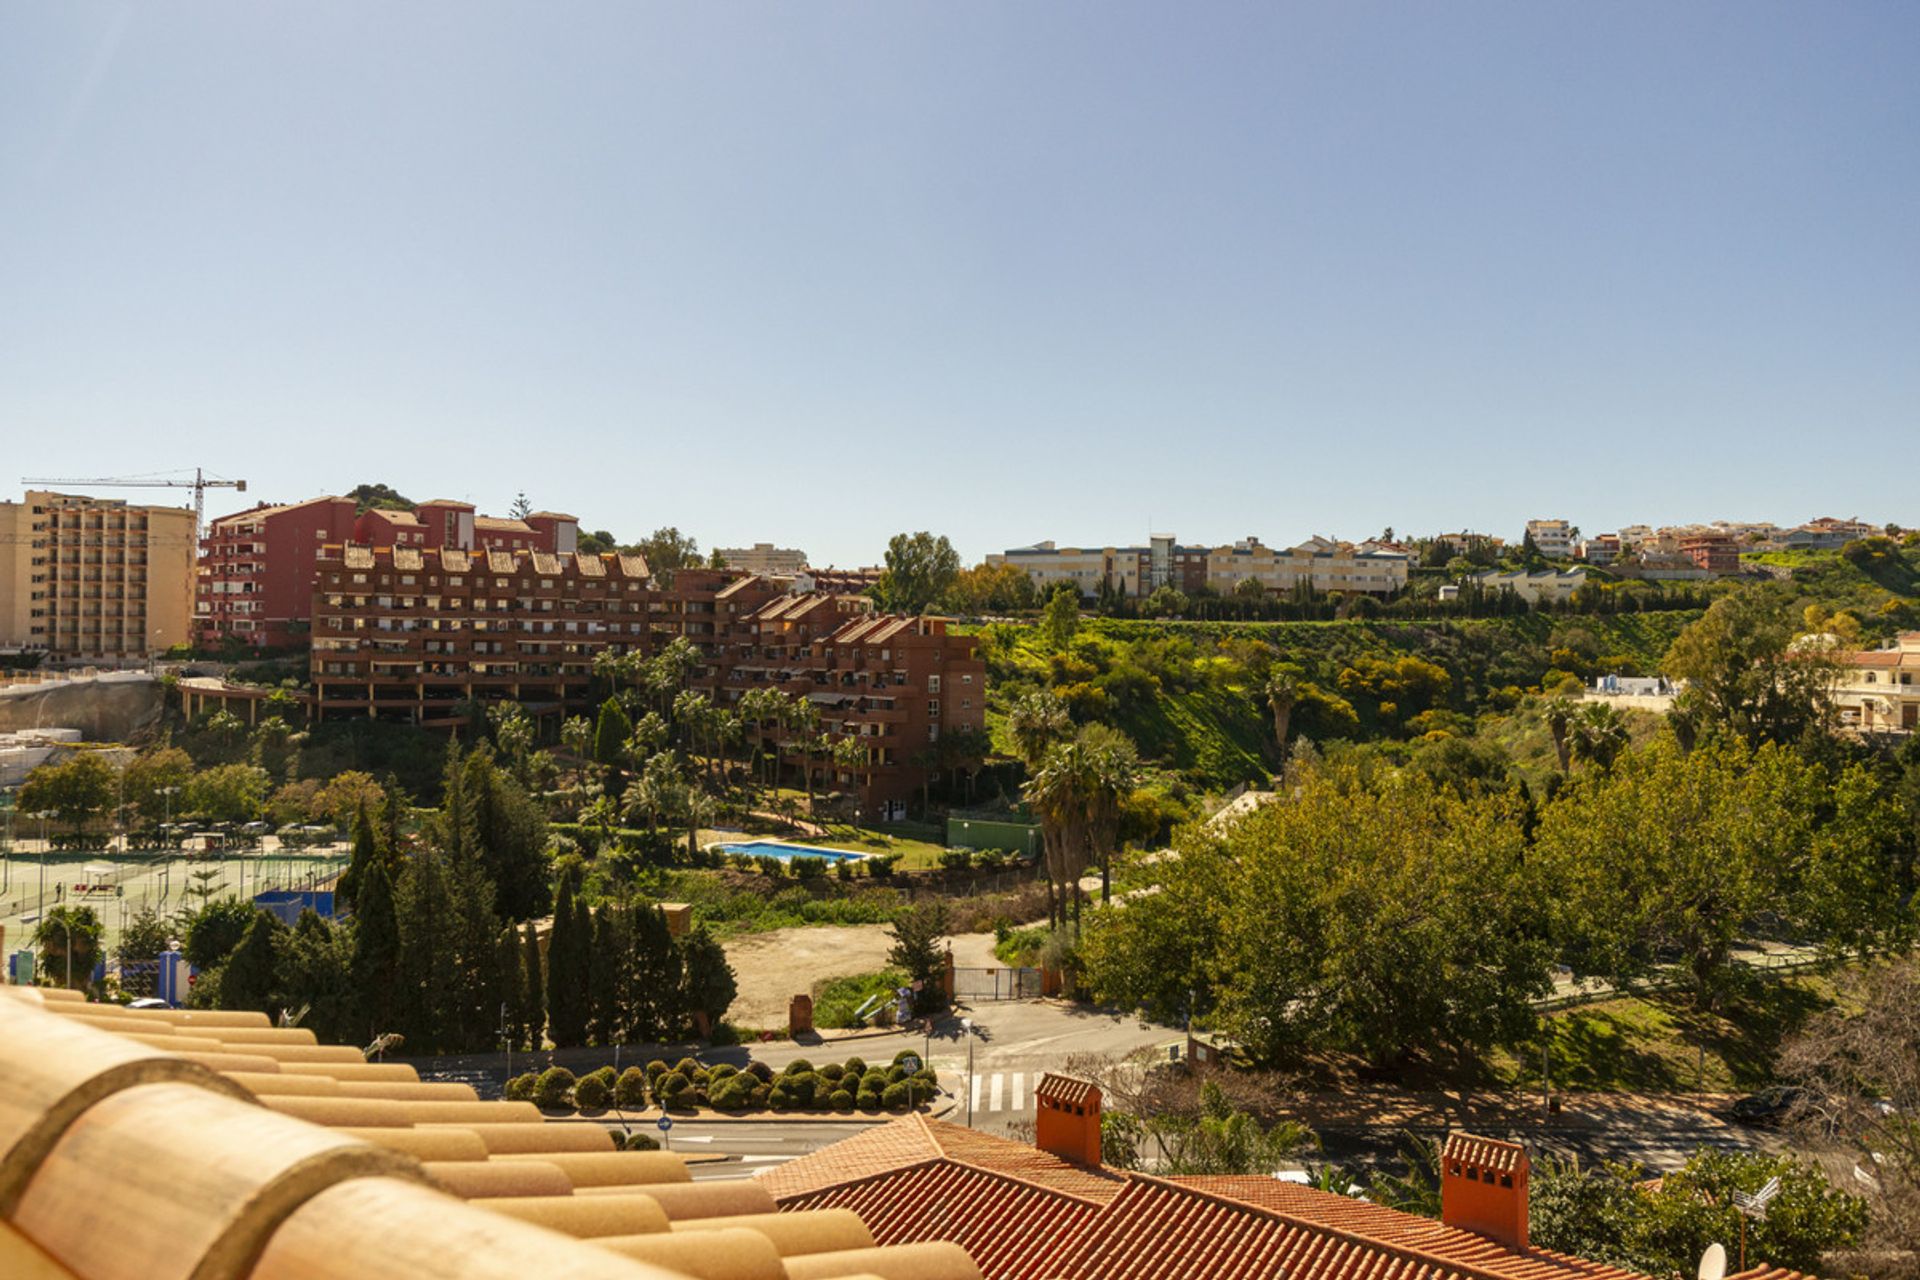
top-left (32, 811), bottom-right (55, 915)
top-left (961, 1017), bottom-right (976, 1128)
top-left (159, 786), bottom-right (180, 902)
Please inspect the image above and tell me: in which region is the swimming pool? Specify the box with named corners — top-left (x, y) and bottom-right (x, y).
top-left (713, 839), bottom-right (869, 864)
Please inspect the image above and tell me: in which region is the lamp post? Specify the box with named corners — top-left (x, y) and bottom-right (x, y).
top-left (33, 811), bottom-right (55, 916)
top-left (159, 786), bottom-right (180, 902)
top-left (499, 1002), bottom-right (513, 1090)
top-left (962, 1017), bottom-right (976, 1128)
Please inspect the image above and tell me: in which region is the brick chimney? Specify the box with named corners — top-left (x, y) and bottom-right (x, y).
top-left (1440, 1132), bottom-right (1529, 1251)
top-left (1034, 1073), bottom-right (1102, 1165)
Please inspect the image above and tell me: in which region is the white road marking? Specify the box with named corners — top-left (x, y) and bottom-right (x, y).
top-left (989, 1073), bottom-right (1004, 1112)
top-left (1011, 1072), bottom-right (1025, 1113)
top-left (969, 1072), bottom-right (982, 1113)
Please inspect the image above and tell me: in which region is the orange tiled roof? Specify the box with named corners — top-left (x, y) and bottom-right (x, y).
top-left (1443, 1133), bottom-right (1527, 1176)
top-left (763, 1114), bottom-right (1123, 1205)
top-left (1035, 1073), bottom-right (1099, 1108)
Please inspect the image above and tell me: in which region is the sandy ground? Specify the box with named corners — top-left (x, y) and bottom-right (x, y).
top-left (723, 925), bottom-right (1003, 1028)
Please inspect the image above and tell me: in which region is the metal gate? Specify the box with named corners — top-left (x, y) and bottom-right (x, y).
top-left (951, 966), bottom-right (1042, 1001)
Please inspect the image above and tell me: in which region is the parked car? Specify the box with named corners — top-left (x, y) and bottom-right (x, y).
top-left (1729, 1086), bottom-right (1811, 1126)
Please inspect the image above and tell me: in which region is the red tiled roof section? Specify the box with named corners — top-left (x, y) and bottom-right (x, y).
top-left (1444, 1133), bottom-right (1527, 1176)
top-left (1035, 1074), bottom-right (1099, 1109)
top-left (927, 1121), bottom-right (1125, 1202)
top-left (776, 1157), bottom-right (1102, 1280)
top-left (1727, 1269), bottom-right (1814, 1280)
top-left (1173, 1178), bottom-right (1645, 1280)
top-left (758, 1113), bottom-right (943, 1200)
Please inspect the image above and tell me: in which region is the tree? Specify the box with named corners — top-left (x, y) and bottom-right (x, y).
top-left (461, 746), bottom-right (551, 922)
top-left (588, 905), bottom-right (629, 1047)
top-left (1530, 1150), bottom-right (1867, 1277)
top-left (517, 921), bottom-right (546, 1050)
top-left (1264, 666), bottom-right (1299, 761)
top-left (18, 753), bottom-right (116, 839)
top-left (1103, 1080), bottom-right (1317, 1176)
top-left (634, 527), bottom-right (701, 583)
top-left (561, 715), bottom-right (594, 765)
top-left (1005, 690), bottom-right (1070, 769)
top-left (874, 532), bottom-right (961, 614)
top-left (394, 848), bottom-right (462, 1053)
top-left (1662, 586), bottom-right (1837, 748)
top-left (350, 856), bottom-right (402, 1040)
top-left (593, 698), bottom-right (633, 787)
top-left (545, 869), bottom-right (590, 1047)
top-left (1780, 957), bottom-right (1920, 1274)
top-left (1081, 759), bottom-right (1552, 1069)
top-left (273, 910), bottom-right (356, 1043)
top-left (114, 907), bottom-right (172, 997)
top-left (122, 747), bottom-right (194, 825)
top-left (1024, 726), bottom-right (1140, 919)
top-left (336, 796), bottom-right (384, 914)
top-left (219, 910), bottom-right (284, 1015)
top-left (626, 904), bottom-right (681, 1040)
top-left (1566, 702), bottom-right (1629, 771)
top-left (186, 763), bottom-right (271, 824)
top-left (887, 901), bottom-right (950, 1014)
top-left (33, 905), bottom-right (104, 988)
top-left (680, 926), bottom-right (737, 1034)
top-left (509, 491), bottom-right (533, 520)
top-left (495, 926), bottom-right (525, 1051)
top-left (182, 897), bottom-right (257, 970)
top-left (1545, 701), bottom-right (1573, 772)
top-left (1532, 737), bottom-right (1903, 1008)
top-left (1041, 587), bottom-right (1079, 650)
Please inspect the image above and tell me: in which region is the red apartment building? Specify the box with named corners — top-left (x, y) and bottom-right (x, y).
top-left (1679, 533), bottom-right (1740, 574)
top-left (197, 496), bottom-right (577, 649)
top-left (308, 557), bottom-right (980, 811)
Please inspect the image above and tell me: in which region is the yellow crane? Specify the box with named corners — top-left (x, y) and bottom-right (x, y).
top-left (20, 468), bottom-right (248, 539)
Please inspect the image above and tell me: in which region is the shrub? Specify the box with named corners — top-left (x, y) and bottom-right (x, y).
top-left (708, 1063), bottom-right (738, 1081)
top-left (768, 1085), bottom-right (793, 1111)
top-left (882, 1081), bottom-right (910, 1110)
top-left (657, 1071), bottom-right (692, 1107)
top-left (745, 1060), bottom-right (775, 1083)
top-left (856, 1088), bottom-right (882, 1111)
top-left (709, 1021), bottom-right (741, 1046)
top-left (836, 860), bottom-right (853, 882)
top-left (646, 1059), bottom-right (670, 1080)
top-left (533, 1067), bottom-right (576, 1111)
top-left (574, 1072), bottom-right (611, 1111)
top-left (886, 1065), bottom-right (908, 1084)
top-left (503, 1072), bottom-right (538, 1102)
top-left (842, 1057), bottom-right (866, 1078)
top-left (790, 856), bottom-right (828, 880)
top-left (620, 1132), bottom-right (660, 1151)
top-left (891, 1050), bottom-right (920, 1067)
top-left (613, 1067), bottom-right (648, 1109)
top-left (819, 1062), bottom-right (845, 1083)
top-left (939, 848), bottom-right (972, 872)
top-left (750, 1084), bottom-right (771, 1109)
top-left (784, 1058), bottom-right (814, 1076)
top-left (673, 1057), bottom-right (700, 1078)
top-left (830, 1089), bottom-right (855, 1112)
top-left (710, 1075), bottom-right (755, 1111)
top-left (860, 1070), bottom-right (889, 1094)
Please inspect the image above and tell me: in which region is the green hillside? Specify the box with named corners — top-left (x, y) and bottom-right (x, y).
top-left (979, 611), bottom-right (1700, 791)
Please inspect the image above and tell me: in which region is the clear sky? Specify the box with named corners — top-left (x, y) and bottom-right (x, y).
top-left (2, 3), bottom-right (1915, 566)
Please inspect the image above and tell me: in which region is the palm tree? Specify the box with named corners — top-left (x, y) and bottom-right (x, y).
top-left (1006, 691), bottom-right (1070, 769)
top-left (683, 788), bottom-right (718, 862)
top-left (831, 735), bottom-right (869, 812)
top-left (1077, 725), bottom-right (1139, 906)
top-left (1265, 668), bottom-right (1298, 764)
top-left (1545, 702), bottom-right (1572, 772)
top-left (1568, 702), bottom-right (1629, 771)
top-left (560, 715), bottom-right (593, 772)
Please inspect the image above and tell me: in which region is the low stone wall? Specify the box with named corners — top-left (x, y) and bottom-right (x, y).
top-left (0, 674), bottom-right (165, 743)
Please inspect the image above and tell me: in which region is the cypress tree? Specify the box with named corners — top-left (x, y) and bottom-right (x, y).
top-left (337, 795), bottom-right (382, 913)
top-left (626, 905), bottom-right (679, 1041)
top-left (495, 926), bottom-right (523, 1051)
top-left (587, 904), bottom-right (628, 1047)
top-left (350, 856), bottom-right (401, 1040)
top-left (396, 848), bottom-right (459, 1054)
top-left (380, 773), bottom-right (409, 864)
top-left (594, 697), bottom-right (632, 794)
top-left (518, 921), bottom-right (545, 1050)
top-left (679, 926), bottom-right (737, 1038)
top-left (545, 870), bottom-right (589, 1047)
top-left (218, 910), bottom-right (283, 1017)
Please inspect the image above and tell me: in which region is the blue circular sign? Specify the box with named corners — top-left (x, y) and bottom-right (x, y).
top-left (656, 1115), bottom-right (674, 1131)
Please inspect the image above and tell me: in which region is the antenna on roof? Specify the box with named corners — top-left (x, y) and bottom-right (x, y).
top-left (1697, 1242), bottom-right (1727, 1280)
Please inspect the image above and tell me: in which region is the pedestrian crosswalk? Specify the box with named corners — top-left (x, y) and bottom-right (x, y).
top-left (960, 1071), bottom-right (1030, 1117)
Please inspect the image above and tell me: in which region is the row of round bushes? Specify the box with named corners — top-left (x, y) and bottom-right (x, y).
top-left (505, 1050), bottom-right (938, 1115)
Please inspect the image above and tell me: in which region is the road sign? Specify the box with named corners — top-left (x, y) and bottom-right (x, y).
top-left (900, 1055), bottom-right (922, 1075)
top-left (655, 1115), bottom-right (674, 1132)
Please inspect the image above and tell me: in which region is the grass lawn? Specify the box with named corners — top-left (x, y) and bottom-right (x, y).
top-left (1488, 975), bottom-right (1838, 1093)
top-left (809, 823), bottom-right (952, 870)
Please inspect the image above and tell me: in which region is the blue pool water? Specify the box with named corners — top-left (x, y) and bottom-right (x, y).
top-left (714, 839), bottom-right (869, 864)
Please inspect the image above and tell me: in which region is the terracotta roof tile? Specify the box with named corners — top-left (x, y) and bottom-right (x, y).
top-left (1034, 1074), bottom-right (1100, 1109)
top-left (1443, 1133), bottom-right (1527, 1177)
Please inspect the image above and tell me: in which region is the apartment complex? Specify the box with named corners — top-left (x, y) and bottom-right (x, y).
top-left (1455, 568), bottom-right (1589, 604)
top-left (1833, 632), bottom-right (1920, 735)
top-left (198, 496), bottom-right (578, 649)
top-left (309, 553), bottom-right (977, 809)
top-left (1524, 518), bottom-right (1575, 558)
top-left (715, 542), bottom-right (808, 575)
top-left (1679, 533), bottom-right (1740, 573)
top-left (0, 491), bottom-right (196, 661)
top-left (990, 533), bottom-right (1408, 600)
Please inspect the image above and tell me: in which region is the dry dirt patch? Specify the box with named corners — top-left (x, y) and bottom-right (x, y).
top-left (723, 925), bottom-right (1003, 1028)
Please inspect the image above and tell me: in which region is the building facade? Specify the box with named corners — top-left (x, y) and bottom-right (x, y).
top-left (993, 534), bottom-right (1407, 600)
top-left (715, 543), bottom-right (808, 575)
top-left (1524, 519), bottom-right (1575, 559)
top-left (308, 553), bottom-right (978, 809)
top-left (1467, 568), bottom-right (1588, 603)
top-left (1833, 632), bottom-right (1920, 735)
top-left (1678, 533), bottom-right (1740, 574)
top-left (198, 496), bottom-right (578, 649)
top-left (0, 491), bottom-right (196, 661)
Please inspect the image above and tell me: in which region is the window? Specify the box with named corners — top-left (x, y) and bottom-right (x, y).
top-left (927, 674), bottom-right (941, 693)
top-left (961, 673), bottom-right (973, 684)
top-left (928, 700), bottom-right (941, 717)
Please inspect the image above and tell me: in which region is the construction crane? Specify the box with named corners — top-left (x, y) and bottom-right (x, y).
top-left (20, 468), bottom-right (248, 539)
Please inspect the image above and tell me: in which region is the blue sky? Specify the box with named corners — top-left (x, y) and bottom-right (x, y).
top-left (2, 3), bottom-right (1915, 566)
